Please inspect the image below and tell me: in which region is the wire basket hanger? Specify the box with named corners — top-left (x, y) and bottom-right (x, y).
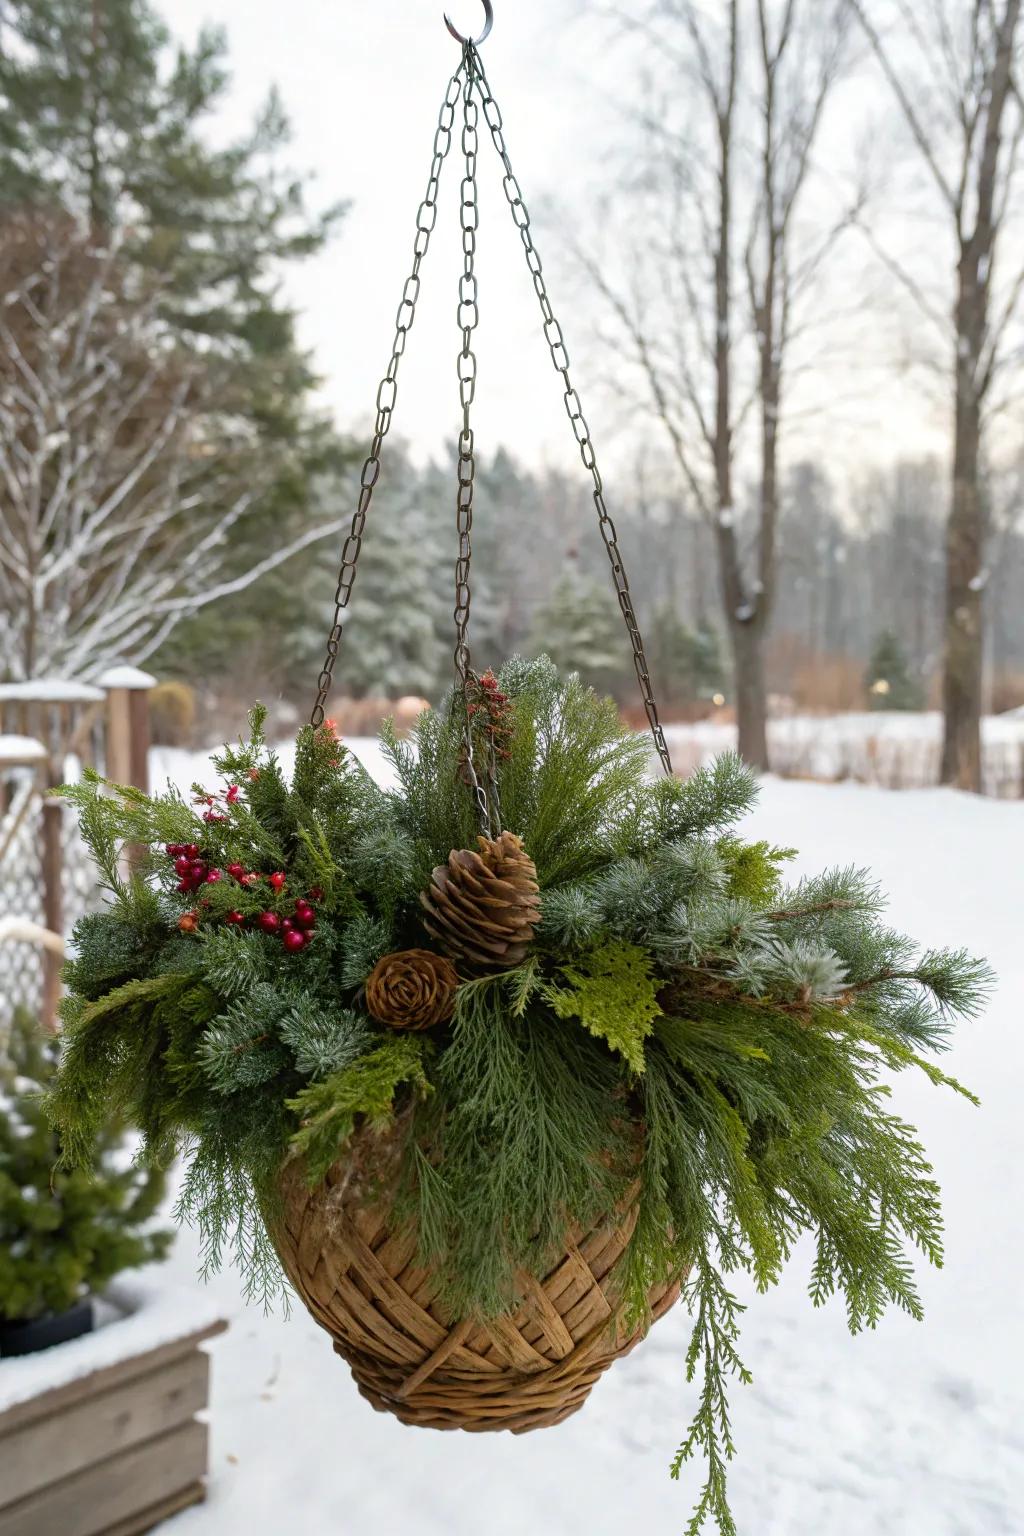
top-left (312, 4), bottom-right (673, 832)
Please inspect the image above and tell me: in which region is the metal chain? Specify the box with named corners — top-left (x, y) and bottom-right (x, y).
top-left (473, 56), bottom-right (674, 777)
top-left (452, 47), bottom-right (495, 836)
top-left (310, 64), bottom-right (465, 728)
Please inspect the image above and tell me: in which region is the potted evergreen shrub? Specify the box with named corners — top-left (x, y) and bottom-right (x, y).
top-left (0, 1009), bottom-right (170, 1358)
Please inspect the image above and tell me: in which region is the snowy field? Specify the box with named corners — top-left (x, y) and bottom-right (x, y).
top-left (135, 746), bottom-right (1024, 1534)
top-left (664, 711), bottom-right (1024, 796)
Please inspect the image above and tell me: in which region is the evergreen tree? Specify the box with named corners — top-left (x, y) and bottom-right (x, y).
top-left (530, 569), bottom-right (632, 699)
top-left (0, 0), bottom-right (346, 678)
top-left (866, 629), bottom-right (924, 711)
top-left (342, 488), bottom-right (447, 701)
top-left (0, 1012), bottom-right (169, 1323)
top-left (651, 603), bottom-right (727, 709)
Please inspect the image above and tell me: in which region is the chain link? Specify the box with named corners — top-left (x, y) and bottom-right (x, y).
top-left (311, 64), bottom-right (465, 729)
top-left (452, 47), bottom-right (495, 835)
top-left (473, 57), bottom-right (674, 777)
top-left (312, 41), bottom-right (673, 785)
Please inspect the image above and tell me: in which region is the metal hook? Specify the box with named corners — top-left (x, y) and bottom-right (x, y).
top-left (444, 0), bottom-right (493, 47)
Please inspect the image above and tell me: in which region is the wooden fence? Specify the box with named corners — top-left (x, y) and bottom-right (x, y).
top-left (0, 671), bottom-right (153, 1033)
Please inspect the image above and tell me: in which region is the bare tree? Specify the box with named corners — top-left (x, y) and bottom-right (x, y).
top-left (851, 0), bottom-right (1024, 789)
top-left (0, 212), bottom-right (347, 681)
top-left (580, 0), bottom-right (854, 767)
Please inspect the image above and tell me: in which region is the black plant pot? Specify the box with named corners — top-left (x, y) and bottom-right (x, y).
top-left (0, 1297), bottom-right (94, 1358)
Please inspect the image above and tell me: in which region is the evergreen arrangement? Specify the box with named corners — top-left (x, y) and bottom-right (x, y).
top-left (48, 658), bottom-right (989, 1534)
top-left (1, 1011), bottom-right (169, 1327)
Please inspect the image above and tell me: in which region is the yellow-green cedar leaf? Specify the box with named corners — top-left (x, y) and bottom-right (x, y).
top-left (542, 940), bottom-right (661, 1073)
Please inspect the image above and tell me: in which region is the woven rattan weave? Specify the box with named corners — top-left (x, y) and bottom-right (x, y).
top-left (274, 1134), bottom-right (681, 1434)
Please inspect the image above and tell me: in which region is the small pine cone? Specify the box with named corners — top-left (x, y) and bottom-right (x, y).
top-left (420, 831), bottom-right (541, 974)
top-left (365, 949), bottom-right (459, 1031)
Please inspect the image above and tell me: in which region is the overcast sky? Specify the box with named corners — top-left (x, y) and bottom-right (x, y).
top-left (171, 0), bottom-right (952, 486)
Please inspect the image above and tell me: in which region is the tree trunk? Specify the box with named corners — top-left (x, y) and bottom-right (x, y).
top-left (940, 370), bottom-right (984, 790)
top-left (938, 0), bottom-right (1021, 790)
top-left (730, 617), bottom-right (769, 770)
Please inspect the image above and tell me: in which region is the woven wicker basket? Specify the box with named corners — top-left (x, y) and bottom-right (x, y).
top-left (273, 1132), bottom-right (681, 1434)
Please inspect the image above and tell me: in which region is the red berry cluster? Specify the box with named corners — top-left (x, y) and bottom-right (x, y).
top-left (191, 781), bottom-right (242, 825)
top-left (165, 844), bottom-right (321, 955)
top-left (165, 843), bottom-right (215, 894)
top-left (258, 897), bottom-right (318, 953)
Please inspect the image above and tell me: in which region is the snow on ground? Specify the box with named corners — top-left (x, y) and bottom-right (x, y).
top-left (664, 711), bottom-right (1024, 794)
top-left (139, 745), bottom-right (1024, 1535)
top-left (666, 708), bottom-right (1024, 756)
top-left (0, 1278), bottom-right (225, 1415)
top-left (150, 735), bottom-right (397, 801)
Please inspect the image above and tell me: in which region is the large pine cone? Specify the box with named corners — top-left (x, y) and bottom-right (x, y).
top-left (365, 949), bottom-right (459, 1030)
top-left (420, 831), bottom-right (541, 974)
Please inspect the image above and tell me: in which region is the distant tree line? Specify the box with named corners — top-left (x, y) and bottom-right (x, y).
top-left (2, 0), bottom-right (1022, 780)
top-left (179, 442), bottom-right (1022, 721)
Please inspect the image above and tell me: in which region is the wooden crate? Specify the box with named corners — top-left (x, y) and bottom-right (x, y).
top-left (0, 1312), bottom-right (227, 1536)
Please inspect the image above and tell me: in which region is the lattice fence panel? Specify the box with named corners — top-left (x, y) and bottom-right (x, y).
top-left (0, 780), bottom-right (104, 1032)
top-left (0, 776), bottom-right (46, 1029)
top-left (63, 804), bottom-right (106, 933)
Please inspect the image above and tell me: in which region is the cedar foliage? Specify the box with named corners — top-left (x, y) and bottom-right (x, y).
top-left (48, 658), bottom-right (991, 1535)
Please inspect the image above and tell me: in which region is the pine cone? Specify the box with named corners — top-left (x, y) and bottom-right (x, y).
top-left (420, 831), bottom-right (541, 974)
top-left (365, 949), bottom-right (459, 1031)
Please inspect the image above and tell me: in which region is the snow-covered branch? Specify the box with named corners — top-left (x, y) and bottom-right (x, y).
top-left (0, 210), bottom-right (329, 681)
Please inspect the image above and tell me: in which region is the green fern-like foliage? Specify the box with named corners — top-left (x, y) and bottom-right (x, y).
top-left (47, 660), bottom-right (992, 1536)
top-left (542, 940), bottom-right (661, 1073)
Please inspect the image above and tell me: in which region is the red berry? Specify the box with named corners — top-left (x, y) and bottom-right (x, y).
top-left (189, 860), bottom-right (206, 879)
top-left (185, 844), bottom-right (200, 859)
top-left (295, 902), bottom-right (316, 931)
top-left (166, 844), bottom-right (182, 858)
top-left (240, 872), bottom-right (259, 888)
top-left (226, 910), bottom-right (245, 926)
top-left (308, 886), bottom-right (323, 902)
top-left (206, 869), bottom-right (223, 884)
top-left (227, 862), bottom-right (245, 881)
top-left (174, 856), bottom-right (192, 877)
top-left (282, 928), bottom-right (308, 953)
top-left (175, 879), bottom-right (191, 894)
top-left (226, 784), bottom-right (240, 804)
top-left (258, 912), bottom-right (282, 934)
top-left (282, 917), bottom-right (296, 931)
top-left (268, 871), bottom-right (286, 892)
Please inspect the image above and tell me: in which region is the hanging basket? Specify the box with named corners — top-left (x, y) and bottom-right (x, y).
top-left (272, 1125), bottom-right (682, 1433)
top-left (48, 4), bottom-right (990, 1526)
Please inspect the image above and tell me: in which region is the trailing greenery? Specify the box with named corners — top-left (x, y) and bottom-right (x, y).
top-left (48, 657), bottom-right (991, 1534)
top-left (1, 1010), bottom-right (170, 1325)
